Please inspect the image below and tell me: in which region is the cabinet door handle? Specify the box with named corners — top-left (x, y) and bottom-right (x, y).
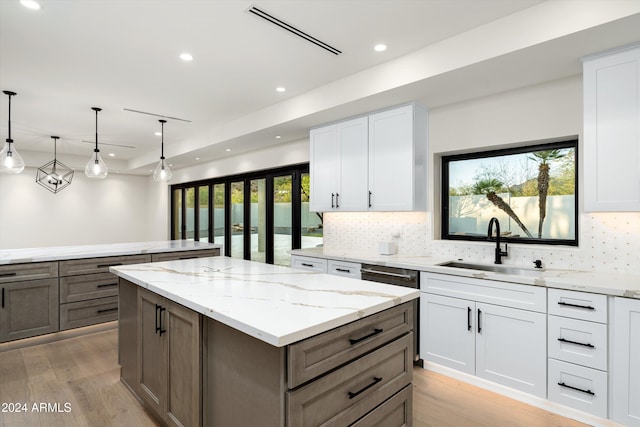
top-left (159, 307), bottom-right (166, 336)
top-left (368, 191), bottom-right (372, 208)
top-left (179, 256), bottom-right (196, 260)
top-left (349, 328), bottom-right (383, 345)
top-left (97, 283), bottom-right (118, 288)
top-left (155, 304), bottom-right (160, 334)
top-left (335, 268), bottom-right (351, 273)
top-left (0, 272), bottom-right (17, 277)
top-left (1, 288), bottom-right (4, 308)
top-left (97, 307), bottom-right (118, 314)
top-left (557, 337), bottom-right (595, 348)
top-left (467, 307), bottom-right (472, 331)
top-left (557, 301), bottom-right (595, 310)
top-left (335, 193), bottom-right (340, 208)
top-left (348, 377), bottom-right (382, 399)
top-left (331, 193), bottom-right (335, 208)
top-left (97, 262), bottom-right (123, 268)
top-left (477, 308), bottom-right (482, 333)
top-left (558, 382), bottom-right (595, 396)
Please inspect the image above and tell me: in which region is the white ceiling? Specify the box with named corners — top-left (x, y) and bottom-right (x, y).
top-left (1, 0), bottom-right (640, 175)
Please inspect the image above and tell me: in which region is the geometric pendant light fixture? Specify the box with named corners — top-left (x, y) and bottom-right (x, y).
top-left (0, 90), bottom-right (26, 174)
top-left (84, 106), bottom-right (108, 178)
top-left (36, 136), bottom-right (74, 193)
top-left (152, 119), bottom-right (172, 182)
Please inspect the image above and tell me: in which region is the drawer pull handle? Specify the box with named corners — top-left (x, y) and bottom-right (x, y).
top-left (557, 301), bottom-right (595, 310)
top-left (331, 193), bottom-right (335, 209)
top-left (301, 263), bottom-right (314, 268)
top-left (348, 377), bottom-right (382, 399)
top-left (97, 283), bottom-right (118, 288)
top-left (349, 328), bottom-right (383, 345)
top-left (557, 337), bottom-right (595, 348)
top-left (335, 268), bottom-right (351, 273)
top-left (0, 272), bottom-right (17, 277)
top-left (558, 382), bottom-right (595, 396)
top-left (96, 307), bottom-right (118, 314)
top-left (97, 263), bottom-right (123, 268)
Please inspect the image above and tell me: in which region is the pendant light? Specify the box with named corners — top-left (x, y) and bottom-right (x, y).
top-left (84, 107), bottom-right (108, 178)
top-left (0, 90), bottom-right (26, 174)
top-left (153, 119), bottom-right (172, 182)
top-left (36, 136), bottom-right (74, 193)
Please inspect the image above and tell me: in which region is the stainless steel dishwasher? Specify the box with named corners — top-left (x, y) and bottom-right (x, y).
top-left (360, 264), bottom-right (421, 365)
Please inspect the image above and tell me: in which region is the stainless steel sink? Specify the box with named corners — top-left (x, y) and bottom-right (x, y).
top-left (438, 261), bottom-right (545, 277)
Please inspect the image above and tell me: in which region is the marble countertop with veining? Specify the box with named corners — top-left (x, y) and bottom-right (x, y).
top-left (0, 240), bottom-right (221, 265)
top-left (110, 256), bottom-right (419, 347)
top-left (291, 248), bottom-right (640, 299)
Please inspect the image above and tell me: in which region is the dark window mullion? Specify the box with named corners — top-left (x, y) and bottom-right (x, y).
top-left (265, 176), bottom-right (275, 264)
top-left (208, 184), bottom-right (213, 244)
top-left (224, 181), bottom-right (232, 257)
top-left (292, 171), bottom-right (302, 250)
top-left (181, 188), bottom-right (187, 240)
top-left (194, 186), bottom-right (200, 242)
top-left (243, 179), bottom-right (251, 260)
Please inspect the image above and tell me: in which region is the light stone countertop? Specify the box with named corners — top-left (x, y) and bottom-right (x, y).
top-left (0, 240), bottom-right (221, 265)
top-left (291, 248), bottom-right (640, 299)
top-left (110, 256), bottom-right (419, 347)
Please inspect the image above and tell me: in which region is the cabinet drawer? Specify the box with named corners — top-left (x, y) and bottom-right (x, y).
top-left (548, 289), bottom-right (607, 323)
top-left (287, 333), bottom-right (412, 427)
top-left (59, 255), bottom-right (151, 276)
top-left (421, 272), bottom-right (546, 313)
top-left (60, 296), bottom-right (118, 330)
top-left (328, 260), bottom-right (361, 279)
top-left (288, 302), bottom-right (413, 388)
top-left (290, 255), bottom-right (328, 273)
top-left (150, 248), bottom-right (220, 262)
top-left (60, 272), bottom-right (119, 303)
top-left (548, 315), bottom-right (607, 370)
top-left (548, 358), bottom-right (608, 418)
top-left (0, 262), bottom-right (58, 284)
top-left (351, 385), bottom-right (412, 427)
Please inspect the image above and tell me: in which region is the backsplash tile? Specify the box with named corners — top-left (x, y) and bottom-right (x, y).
top-left (323, 211), bottom-right (640, 274)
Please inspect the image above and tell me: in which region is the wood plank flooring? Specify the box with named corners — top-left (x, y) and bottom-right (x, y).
top-left (0, 329), bottom-right (588, 427)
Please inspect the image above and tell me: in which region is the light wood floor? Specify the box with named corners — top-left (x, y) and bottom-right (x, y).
top-left (0, 329), bottom-right (588, 427)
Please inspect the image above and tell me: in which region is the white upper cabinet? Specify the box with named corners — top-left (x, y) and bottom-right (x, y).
top-left (583, 45), bottom-right (640, 211)
top-left (368, 104), bottom-right (427, 211)
top-left (309, 104), bottom-right (427, 212)
top-left (310, 116), bottom-right (368, 212)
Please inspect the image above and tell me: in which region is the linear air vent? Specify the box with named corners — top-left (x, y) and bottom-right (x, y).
top-left (247, 5), bottom-right (342, 56)
top-left (123, 108), bottom-right (192, 123)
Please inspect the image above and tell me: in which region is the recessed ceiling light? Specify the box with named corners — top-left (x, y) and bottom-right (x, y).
top-left (374, 44), bottom-right (387, 52)
top-left (225, 148), bottom-right (231, 152)
top-left (179, 53), bottom-right (194, 61)
top-left (108, 153), bottom-right (115, 157)
top-left (20, 0), bottom-right (41, 10)
top-left (154, 132), bottom-right (162, 136)
top-left (195, 157), bottom-right (200, 160)
top-left (275, 135), bottom-right (281, 139)
top-left (276, 87), bottom-right (286, 93)
top-left (169, 164), bottom-right (173, 167)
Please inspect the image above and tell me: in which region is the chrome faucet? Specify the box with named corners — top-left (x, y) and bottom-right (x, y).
top-left (487, 217), bottom-right (508, 264)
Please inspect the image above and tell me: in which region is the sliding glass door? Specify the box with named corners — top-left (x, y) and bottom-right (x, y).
top-left (171, 163), bottom-right (319, 265)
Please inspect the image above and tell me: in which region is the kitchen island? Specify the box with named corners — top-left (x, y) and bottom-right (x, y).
top-left (110, 256), bottom-right (418, 427)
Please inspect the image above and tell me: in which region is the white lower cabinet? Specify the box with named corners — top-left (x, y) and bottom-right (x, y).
top-left (548, 358), bottom-right (608, 418)
top-left (420, 273), bottom-right (547, 398)
top-left (327, 259), bottom-right (361, 279)
top-left (290, 255), bottom-right (328, 273)
top-left (612, 297), bottom-right (640, 426)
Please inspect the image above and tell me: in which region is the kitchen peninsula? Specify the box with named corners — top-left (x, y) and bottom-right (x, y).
top-left (110, 256), bottom-right (418, 427)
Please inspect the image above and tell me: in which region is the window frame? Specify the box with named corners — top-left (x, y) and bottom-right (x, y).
top-left (441, 138), bottom-right (579, 246)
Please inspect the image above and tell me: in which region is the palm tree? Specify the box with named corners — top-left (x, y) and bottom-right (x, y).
top-left (530, 150), bottom-right (566, 238)
top-left (473, 178), bottom-right (533, 238)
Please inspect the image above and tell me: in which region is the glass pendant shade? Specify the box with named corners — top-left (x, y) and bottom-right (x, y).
top-left (36, 136), bottom-right (74, 193)
top-left (153, 157), bottom-right (172, 182)
top-left (153, 119), bottom-right (172, 182)
top-left (85, 107), bottom-right (108, 179)
top-left (85, 151), bottom-right (108, 179)
top-left (1, 90), bottom-right (25, 174)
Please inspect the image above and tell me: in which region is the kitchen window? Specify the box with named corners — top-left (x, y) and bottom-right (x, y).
top-left (442, 138), bottom-right (578, 246)
top-left (171, 163), bottom-right (320, 265)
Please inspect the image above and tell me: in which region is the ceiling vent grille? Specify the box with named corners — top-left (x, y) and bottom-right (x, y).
top-left (247, 5), bottom-right (342, 56)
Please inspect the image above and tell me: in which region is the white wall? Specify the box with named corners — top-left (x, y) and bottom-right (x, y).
top-left (0, 168), bottom-right (150, 249)
top-left (144, 138), bottom-right (310, 242)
